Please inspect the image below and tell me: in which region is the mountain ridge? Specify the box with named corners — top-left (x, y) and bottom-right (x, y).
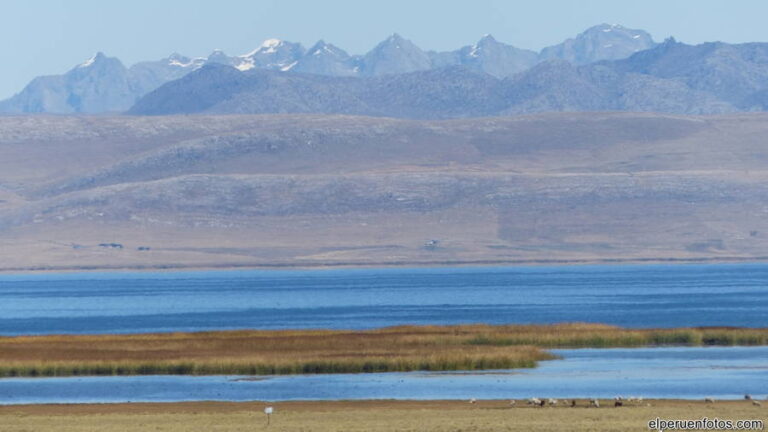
top-left (6, 24), bottom-right (768, 118)
top-left (1, 24), bottom-right (657, 114)
top-left (128, 39), bottom-right (758, 118)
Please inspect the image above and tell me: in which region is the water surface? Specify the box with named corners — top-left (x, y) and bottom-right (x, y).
top-left (0, 347), bottom-right (764, 404)
top-left (1, 263), bottom-right (767, 335)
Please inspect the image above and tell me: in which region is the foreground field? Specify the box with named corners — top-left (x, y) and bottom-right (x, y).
top-left (0, 400), bottom-right (765, 432)
top-left (1, 324), bottom-right (767, 377)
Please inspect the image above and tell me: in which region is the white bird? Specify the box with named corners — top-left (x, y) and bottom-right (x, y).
top-left (752, 400), bottom-right (762, 407)
top-left (547, 398), bottom-right (558, 406)
top-left (469, 398), bottom-right (477, 404)
top-left (509, 400), bottom-right (516, 406)
top-left (590, 399), bottom-right (600, 408)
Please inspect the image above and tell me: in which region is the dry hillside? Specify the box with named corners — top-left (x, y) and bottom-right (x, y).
top-left (1, 112), bottom-right (767, 271)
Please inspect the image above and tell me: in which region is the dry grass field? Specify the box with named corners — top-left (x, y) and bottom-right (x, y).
top-left (0, 400), bottom-right (765, 432)
top-left (1, 323), bottom-right (766, 377)
top-left (5, 113), bottom-right (768, 272)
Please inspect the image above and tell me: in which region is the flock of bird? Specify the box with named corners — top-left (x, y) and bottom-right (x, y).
top-left (519, 397), bottom-right (638, 408)
top-left (466, 395), bottom-right (765, 407)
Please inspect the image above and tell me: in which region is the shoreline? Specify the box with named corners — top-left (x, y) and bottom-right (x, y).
top-left (1, 399), bottom-right (764, 432)
top-left (0, 399), bottom-right (760, 411)
top-left (1, 255), bottom-right (768, 275)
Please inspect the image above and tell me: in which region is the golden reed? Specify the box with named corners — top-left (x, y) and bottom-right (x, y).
top-left (0, 324), bottom-right (764, 377)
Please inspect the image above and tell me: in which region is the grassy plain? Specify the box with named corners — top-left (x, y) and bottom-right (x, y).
top-left (0, 400), bottom-right (765, 432)
top-left (1, 323), bottom-right (767, 377)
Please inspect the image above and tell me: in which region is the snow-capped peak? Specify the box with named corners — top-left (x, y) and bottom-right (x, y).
top-left (235, 63), bottom-right (254, 71)
top-left (207, 49), bottom-right (228, 59)
top-left (280, 61), bottom-right (298, 71)
top-left (205, 49), bottom-right (233, 66)
top-left (260, 39), bottom-right (284, 54)
top-left (593, 23), bottom-right (625, 33)
top-left (78, 52), bottom-right (105, 68)
top-left (468, 34), bottom-right (499, 57)
top-left (384, 33), bottom-right (407, 48)
top-left (308, 40), bottom-right (344, 58)
top-left (79, 57), bottom-right (96, 68)
top-left (166, 53), bottom-right (205, 68)
top-left (233, 39), bottom-right (305, 71)
top-left (262, 38), bottom-right (283, 48)
top-left (241, 38), bottom-right (285, 56)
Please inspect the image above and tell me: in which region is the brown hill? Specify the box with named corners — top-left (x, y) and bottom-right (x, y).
top-left (1, 112), bottom-right (767, 271)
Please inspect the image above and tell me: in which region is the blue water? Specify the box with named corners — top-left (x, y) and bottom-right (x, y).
top-left (1, 347), bottom-right (765, 404)
top-left (0, 263), bottom-right (767, 335)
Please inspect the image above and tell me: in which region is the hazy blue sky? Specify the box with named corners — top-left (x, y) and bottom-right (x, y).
top-left (2, 0), bottom-right (768, 98)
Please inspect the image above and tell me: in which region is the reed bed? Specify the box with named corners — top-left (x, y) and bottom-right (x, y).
top-left (464, 323), bottom-right (768, 348)
top-left (1, 324), bottom-right (765, 377)
top-left (0, 326), bottom-right (551, 377)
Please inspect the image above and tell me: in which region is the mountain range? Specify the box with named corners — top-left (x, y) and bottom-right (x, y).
top-left (130, 35), bottom-right (768, 117)
top-left (0, 24), bottom-right (655, 114)
top-left (3, 24), bottom-right (768, 118)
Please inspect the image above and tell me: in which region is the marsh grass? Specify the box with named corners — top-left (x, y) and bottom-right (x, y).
top-left (465, 323), bottom-right (768, 348)
top-left (1, 324), bottom-right (765, 377)
top-left (0, 326), bottom-right (552, 377)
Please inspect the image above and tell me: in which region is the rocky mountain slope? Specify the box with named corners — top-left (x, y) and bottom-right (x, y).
top-left (539, 23), bottom-right (655, 64)
top-left (0, 53), bottom-right (202, 114)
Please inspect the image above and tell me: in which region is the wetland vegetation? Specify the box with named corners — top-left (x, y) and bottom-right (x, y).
top-left (1, 323), bottom-right (766, 377)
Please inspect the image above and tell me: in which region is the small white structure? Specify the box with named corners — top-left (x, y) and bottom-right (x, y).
top-left (264, 406), bottom-right (274, 425)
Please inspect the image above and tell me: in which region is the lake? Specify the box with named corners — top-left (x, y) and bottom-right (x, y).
top-left (0, 263), bottom-right (766, 335)
top-left (0, 346), bottom-right (765, 404)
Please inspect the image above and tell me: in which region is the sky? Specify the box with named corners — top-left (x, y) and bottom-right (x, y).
top-left (2, 0), bottom-right (768, 99)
